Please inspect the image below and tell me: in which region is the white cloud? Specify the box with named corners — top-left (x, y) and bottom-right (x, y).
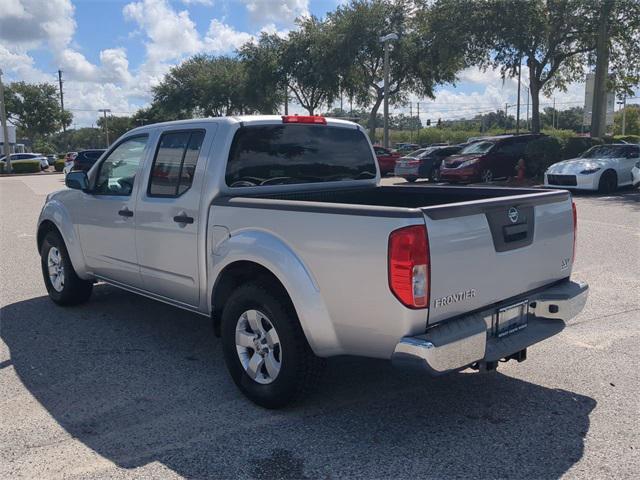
top-left (100, 48), bottom-right (133, 84)
top-left (240, 0), bottom-right (308, 26)
top-left (204, 19), bottom-right (254, 54)
top-left (0, 0), bottom-right (76, 50)
top-left (181, 0), bottom-right (214, 5)
top-left (123, 0), bottom-right (203, 63)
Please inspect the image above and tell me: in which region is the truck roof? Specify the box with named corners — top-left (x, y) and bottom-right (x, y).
top-left (127, 115), bottom-right (359, 136)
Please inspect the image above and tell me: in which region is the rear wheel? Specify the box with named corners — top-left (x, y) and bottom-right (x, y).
top-left (221, 283), bottom-right (324, 408)
top-left (430, 166), bottom-right (441, 183)
top-left (40, 231), bottom-right (93, 305)
top-left (598, 170), bottom-right (617, 194)
top-left (480, 169), bottom-right (494, 183)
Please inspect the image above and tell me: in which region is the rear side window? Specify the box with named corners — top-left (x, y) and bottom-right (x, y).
top-left (148, 130), bottom-right (205, 197)
top-left (226, 125), bottom-right (376, 187)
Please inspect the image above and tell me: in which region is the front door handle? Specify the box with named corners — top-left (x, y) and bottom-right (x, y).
top-left (173, 214), bottom-right (194, 224)
top-left (118, 208), bottom-right (134, 217)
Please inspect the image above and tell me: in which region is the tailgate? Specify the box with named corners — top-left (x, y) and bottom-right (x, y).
top-left (423, 190), bottom-right (574, 324)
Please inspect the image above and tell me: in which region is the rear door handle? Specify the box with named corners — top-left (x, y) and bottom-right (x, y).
top-left (118, 208), bottom-right (134, 217)
top-left (173, 214), bottom-right (194, 224)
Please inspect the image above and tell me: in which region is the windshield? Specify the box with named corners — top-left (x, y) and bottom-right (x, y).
top-left (226, 124), bottom-right (377, 187)
top-left (581, 145), bottom-right (638, 159)
top-left (406, 148), bottom-right (428, 158)
top-left (460, 141), bottom-right (495, 155)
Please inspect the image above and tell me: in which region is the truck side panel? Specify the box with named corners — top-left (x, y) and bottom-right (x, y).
top-left (209, 204), bottom-right (428, 359)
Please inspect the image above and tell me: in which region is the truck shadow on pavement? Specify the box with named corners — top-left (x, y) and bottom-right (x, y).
top-left (2, 285), bottom-right (596, 479)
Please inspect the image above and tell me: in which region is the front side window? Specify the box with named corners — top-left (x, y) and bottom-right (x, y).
top-left (93, 135), bottom-right (148, 196)
top-left (148, 130), bottom-right (205, 197)
top-left (226, 125), bottom-right (376, 187)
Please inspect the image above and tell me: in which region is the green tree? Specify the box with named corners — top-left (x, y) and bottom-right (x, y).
top-left (50, 128), bottom-right (104, 152)
top-left (432, 0), bottom-right (640, 133)
top-left (238, 34), bottom-right (286, 114)
top-left (96, 115), bottom-right (134, 142)
top-left (329, 0), bottom-right (463, 140)
top-left (4, 82), bottom-right (72, 139)
top-left (280, 17), bottom-right (342, 115)
top-left (152, 55), bottom-right (257, 118)
top-left (614, 104), bottom-right (640, 135)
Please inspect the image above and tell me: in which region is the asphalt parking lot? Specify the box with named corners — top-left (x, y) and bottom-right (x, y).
top-left (1, 174), bottom-right (639, 479)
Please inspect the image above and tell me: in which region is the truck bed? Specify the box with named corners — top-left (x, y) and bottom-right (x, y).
top-left (217, 184), bottom-right (569, 220)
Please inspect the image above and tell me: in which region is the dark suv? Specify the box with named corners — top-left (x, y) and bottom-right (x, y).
top-left (439, 134), bottom-right (542, 183)
top-left (73, 149), bottom-right (106, 172)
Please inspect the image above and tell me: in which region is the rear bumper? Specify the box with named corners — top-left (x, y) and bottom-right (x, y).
top-left (391, 279), bottom-right (588, 374)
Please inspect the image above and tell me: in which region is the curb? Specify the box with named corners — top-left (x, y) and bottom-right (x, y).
top-left (0, 171), bottom-right (64, 178)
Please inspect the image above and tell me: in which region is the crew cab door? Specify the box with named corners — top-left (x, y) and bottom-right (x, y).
top-left (75, 135), bottom-right (149, 286)
top-left (134, 128), bottom-right (210, 307)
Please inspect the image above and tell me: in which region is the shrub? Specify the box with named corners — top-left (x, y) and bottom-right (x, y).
top-left (54, 159), bottom-right (66, 172)
top-left (562, 137), bottom-right (603, 159)
top-left (0, 160), bottom-right (43, 174)
top-left (524, 136), bottom-right (563, 177)
top-left (614, 134), bottom-right (640, 144)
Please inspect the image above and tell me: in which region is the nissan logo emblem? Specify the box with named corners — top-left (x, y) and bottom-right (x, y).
top-left (508, 207), bottom-right (519, 223)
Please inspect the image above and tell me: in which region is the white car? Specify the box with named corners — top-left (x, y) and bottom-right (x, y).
top-left (544, 144), bottom-right (640, 193)
top-left (632, 160), bottom-right (640, 188)
top-left (0, 153), bottom-right (49, 170)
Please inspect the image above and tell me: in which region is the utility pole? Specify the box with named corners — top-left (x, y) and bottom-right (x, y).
top-left (618, 96), bottom-right (627, 135)
top-left (526, 87), bottom-right (530, 131)
top-left (380, 33), bottom-right (398, 148)
top-left (284, 85), bottom-right (288, 115)
top-left (516, 60), bottom-right (522, 134)
top-left (505, 102), bottom-right (509, 133)
top-left (409, 102), bottom-right (413, 142)
top-left (416, 102), bottom-right (420, 144)
top-left (0, 69), bottom-right (12, 173)
top-left (552, 97), bottom-right (556, 129)
top-left (98, 109), bottom-right (111, 147)
top-left (58, 70), bottom-right (66, 132)
top-left (591, 0), bottom-right (613, 138)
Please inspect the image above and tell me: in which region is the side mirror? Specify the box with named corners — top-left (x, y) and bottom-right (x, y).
top-left (65, 171), bottom-right (90, 191)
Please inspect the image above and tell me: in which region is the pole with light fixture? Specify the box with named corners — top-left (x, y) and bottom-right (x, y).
top-left (380, 33), bottom-right (398, 148)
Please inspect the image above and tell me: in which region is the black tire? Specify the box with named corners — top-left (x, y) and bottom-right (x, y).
top-left (429, 166), bottom-right (441, 183)
top-left (221, 283), bottom-right (324, 408)
top-left (40, 231), bottom-right (93, 305)
top-left (598, 170), bottom-right (617, 194)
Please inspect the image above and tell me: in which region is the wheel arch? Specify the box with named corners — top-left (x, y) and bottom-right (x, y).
top-left (208, 230), bottom-right (342, 357)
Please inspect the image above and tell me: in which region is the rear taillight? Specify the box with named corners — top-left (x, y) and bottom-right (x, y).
top-left (388, 225), bottom-right (430, 308)
top-left (282, 115), bottom-right (327, 124)
top-left (572, 201), bottom-right (577, 263)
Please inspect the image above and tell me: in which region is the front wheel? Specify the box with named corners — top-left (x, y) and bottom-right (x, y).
top-left (430, 167), bottom-right (441, 183)
top-left (40, 231), bottom-right (93, 305)
top-left (221, 283), bottom-right (324, 408)
top-left (598, 170), bottom-right (617, 194)
top-left (480, 169), bottom-right (494, 183)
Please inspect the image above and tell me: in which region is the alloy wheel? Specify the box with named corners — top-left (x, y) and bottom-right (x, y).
top-left (235, 309), bottom-right (282, 384)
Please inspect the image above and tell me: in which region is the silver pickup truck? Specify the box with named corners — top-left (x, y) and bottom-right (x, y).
top-left (38, 115), bottom-right (588, 408)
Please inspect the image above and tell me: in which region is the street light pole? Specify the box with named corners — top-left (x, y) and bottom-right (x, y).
top-left (0, 69), bottom-right (12, 173)
top-left (380, 33), bottom-right (398, 148)
top-left (516, 60), bottom-right (521, 134)
top-left (618, 96), bottom-right (627, 135)
top-left (98, 109), bottom-right (111, 147)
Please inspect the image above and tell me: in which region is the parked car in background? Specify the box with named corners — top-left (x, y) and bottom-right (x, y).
top-left (63, 152), bottom-right (78, 175)
top-left (72, 149), bottom-right (106, 172)
top-left (46, 155), bottom-right (56, 166)
top-left (632, 160), bottom-right (640, 188)
top-left (0, 153), bottom-right (49, 171)
top-left (373, 145), bottom-right (401, 175)
top-left (440, 134), bottom-right (542, 183)
top-left (544, 144), bottom-right (640, 193)
top-left (395, 143), bottom-right (420, 154)
top-left (395, 145), bottom-right (463, 182)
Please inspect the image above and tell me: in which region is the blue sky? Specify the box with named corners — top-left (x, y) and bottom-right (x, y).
top-left (1, 0), bottom-right (609, 128)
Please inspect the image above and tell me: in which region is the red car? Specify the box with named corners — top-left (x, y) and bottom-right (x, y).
top-left (439, 134), bottom-right (542, 183)
top-left (373, 145), bottom-right (401, 175)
